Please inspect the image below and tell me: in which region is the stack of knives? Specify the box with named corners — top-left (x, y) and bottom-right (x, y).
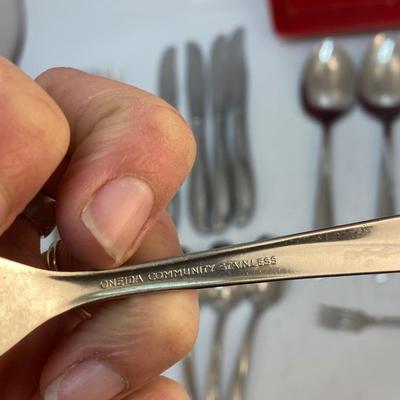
top-left (159, 28), bottom-right (256, 233)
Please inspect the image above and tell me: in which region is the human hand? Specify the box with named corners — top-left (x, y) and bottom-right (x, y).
top-left (0, 58), bottom-right (198, 400)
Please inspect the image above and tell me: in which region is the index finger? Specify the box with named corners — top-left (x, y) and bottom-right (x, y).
top-left (36, 68), bottom-right (196, 267)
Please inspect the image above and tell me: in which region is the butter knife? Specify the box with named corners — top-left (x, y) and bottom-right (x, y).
top-left (187, 42), bottom-right (212, 232)
top-left (159, 46), bottom-right (180, 225)
top-left (229, 28), bottom-right (256, 226)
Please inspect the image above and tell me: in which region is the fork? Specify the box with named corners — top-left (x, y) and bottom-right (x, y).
top-left (318, 305), bottom-right (400, 332)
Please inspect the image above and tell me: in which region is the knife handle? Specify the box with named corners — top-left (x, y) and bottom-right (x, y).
top-left (167, 192), bottom-right (180, 226)
top-left (189, 118), bottom-right (212, 232)
top-left (232, 109), bottom-right (255, 226)
top-left (211, 112), bottom-right (234, 232)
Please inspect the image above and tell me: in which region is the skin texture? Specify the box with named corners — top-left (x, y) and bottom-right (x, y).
top-left (0, 58), bottom-right (199, 400)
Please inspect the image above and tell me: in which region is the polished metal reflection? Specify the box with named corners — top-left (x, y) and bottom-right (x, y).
top-left (2, 215), bottom-right (400, 356)
top-left (359, 33), bottom-right (400, 217)
top-left (302, 39), bottom-right (356, 228)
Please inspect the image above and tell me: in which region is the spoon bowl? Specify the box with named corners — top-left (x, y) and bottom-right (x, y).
top-left (302, 39), bottom-right (356, 125)
top-left (360, 32), bottom-right (400, 121)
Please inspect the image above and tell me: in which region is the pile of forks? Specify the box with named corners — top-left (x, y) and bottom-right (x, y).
top-left (158, 28), bottom-right (256, 233)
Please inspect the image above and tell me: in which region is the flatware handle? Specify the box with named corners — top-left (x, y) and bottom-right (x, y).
top-left (211, 112), bottom-right (233, 232)
top-left (232, 109), bottom-right (255, 226)
top-left (315, 131), bottom-right (333, 229)
top-left (182, 351), bottom-right (199, 400)
top-left (49, 216), bottom-right (400, 312)
top-left (378, 130), bottom-right (395, 217)
top-left (189, 118), bottom-right (212, 232)
top-left (228, 309), bottom-right (259, 400)
top-left (205, 313), bottom-right (226, 400)
top-left (167, 192), bottom-right (180, 226)
top-left (374, 316), bottom-right (400, 327)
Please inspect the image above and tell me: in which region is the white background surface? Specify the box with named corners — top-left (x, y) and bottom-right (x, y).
top-left (8, 0), bottom-right (400, 398)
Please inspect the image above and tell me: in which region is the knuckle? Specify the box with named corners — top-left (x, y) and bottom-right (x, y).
top-left (124, 99), bottom-right (196, 170)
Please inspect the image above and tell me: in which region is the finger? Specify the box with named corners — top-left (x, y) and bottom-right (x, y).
top-left (124, 376), bottom-right (189, 400)
top-left (39, 212), bottom-right (199, 400)
top-left (0, 58), bottom-right (69, 235)
top-left (36, 68), bottom-right (195, 268)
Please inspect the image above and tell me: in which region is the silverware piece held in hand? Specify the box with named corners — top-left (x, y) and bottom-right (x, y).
top-left (318, 304), bottom-right (400, 332)
top-left (302, 39), bottom-right (356, 229)
top-left (187, 41), bottom-right (212, 232)
top-left (210, 35), bottom-right (235, 232)
top-left (3, 215), bottom-right (400, 356)
top-left (159, 46), bottom-right (181, 225)
top-left (228, 28), bottom-right (256, 227)
top-left (228, 272), bottom-right (285, 399)
top-left (359, 33), bottom-right (400, 217)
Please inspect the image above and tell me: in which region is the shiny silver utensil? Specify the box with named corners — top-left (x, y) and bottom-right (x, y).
top-left (359, 33), bottom-right (400, 217)
top-left (182, 351), bottom-right (199, 400)
top-left (159, 46), bottom-right (180, 225)
top-left (0, 0), bottom-right (25, 64)
top-left (187, 42), bottom-right (212, 232)
top-left (302, 39), bottom-right (356, 229)
top-left (318, 304), bottom-right (400, 332)
top-left (228, 283), bottom-right (285, 400)
top-left (2, 215), bottom-right (400, 356)
top-left (228, 28), bottom-right (255, 227)
top-left (211, 35), bottom-right (234, 232)
top-left (204, 285), bottom-right (241, 400)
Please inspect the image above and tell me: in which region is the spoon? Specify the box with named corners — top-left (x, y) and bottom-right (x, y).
top-left (359, 33), bottom-right (400, 217)
top-left (2, 215), bottom-right (400, 356)
top-left (228, 281), bottom-right (286, 400)
top-left (204, 284), bottom-right (241, 400)
top-left (204, 241), bottom-right (241, 400)
top-left (302, 39), bottom-right (356, 229)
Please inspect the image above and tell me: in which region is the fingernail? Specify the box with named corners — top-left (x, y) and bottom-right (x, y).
top-left (82, 176), bottom-right (154, 263)
top-left (44, 360), bottom-right (125, 400)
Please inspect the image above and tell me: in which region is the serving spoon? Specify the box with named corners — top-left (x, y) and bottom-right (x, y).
top-left (2, 215), bottom-right (400, 356)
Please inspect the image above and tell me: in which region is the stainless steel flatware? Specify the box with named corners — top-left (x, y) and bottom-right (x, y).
top-left (228, 28), bottom-right (255, 227)
top-left (187, 41), bottom-right (212, 232)
top-left (359, 33), bottom-right (400, 217)
top-left (0, 0), bottom-right (25, 64)
top-left (2, 215), bottom-right (400, 356)
top-left (228, 282), bottom-right (285, 400)
top-left (211, 35), bottom-right (234, 232)
top-left (182, 351), bottom-right (199, 400)
top-left (318, 304), bottom-right (400, 332)
top-left (302, 39), bottom-right (356, 229)
top-left (159, 46), bottom-right (180, 225)
top-left (204, 285), bottom-right (241, 400)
